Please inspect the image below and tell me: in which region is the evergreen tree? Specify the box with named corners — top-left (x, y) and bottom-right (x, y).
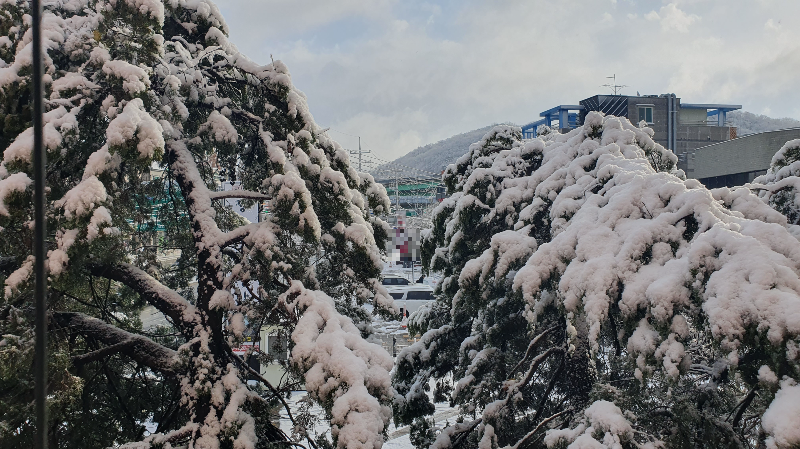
top-left (0, 1), bottom-right (394, 448)
top-left (752, 139), bottom-right (800, 226)
top-left (394, 113), bottom-right (800, 448)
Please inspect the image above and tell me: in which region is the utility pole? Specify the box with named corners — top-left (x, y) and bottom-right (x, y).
top-left (394, 168), bottom-right (401, 215)
top-left (30, 1), bottom-right (48, 448)
top-left (349, 136), bottom-right (370, 172)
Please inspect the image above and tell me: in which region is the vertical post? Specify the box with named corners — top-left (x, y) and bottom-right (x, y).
top-left (31, 1), bottom-right (48, 448)
top-left (666, 95), bottom-right (672, 151)
top-left (349, 137), bottom-right (369, 173)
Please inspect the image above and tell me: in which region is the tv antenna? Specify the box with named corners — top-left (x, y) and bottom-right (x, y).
top-left (602, 74), bottom-right (627, 95)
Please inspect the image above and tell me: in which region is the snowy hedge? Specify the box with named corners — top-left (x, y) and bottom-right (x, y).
top-left (394, 113), bottom-right (800, 448)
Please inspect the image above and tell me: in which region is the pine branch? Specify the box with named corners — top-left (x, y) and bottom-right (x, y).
top-left (448, 418), bottom-right (483, 449)
top-left (731, 386), bottom-right (759, 428)
top-left (87, 262), bottom-right (199, 334)
top-left (52, 312), bottom-right (178, 375)
top-left (224, 345), bottom-right (311, 448)
top-left (514, 408), bottom-right (573, 449)
top-left (0, 255), bottom-right (18, 273)
top-left (510, 325), bottom-right (559, 376)
top-left (208, 189), bottom-right (270, 201)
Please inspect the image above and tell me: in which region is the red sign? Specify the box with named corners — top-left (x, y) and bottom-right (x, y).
top-left (232, 341), bottom-right (259, 356)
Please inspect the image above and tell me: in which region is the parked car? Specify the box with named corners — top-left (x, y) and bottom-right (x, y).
top-left (382, 273), bottom-right (435, 318)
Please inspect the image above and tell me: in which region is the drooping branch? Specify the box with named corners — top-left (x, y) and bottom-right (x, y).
top-left (732, 386), bottom-right (759, 428)
top-left (531, 352), bottom-right (566, 424)
top-left (87, 262), bottom-right (199, 334)
top-left (510, 325), bottom-right (559, 376)
top-left (446, 418), bottom-right (483, 449)
top-left (52, 312), bottom-right (178, 375)
top-left (225, 345), bottom-right (314, 448)
top-left (208, 190), bottom-right (270, 201)
top-left (511, 346), bottom-right (564, 395)
top-left (220, 222), bottom-right (258, 249)
top-left (514, 408), bottom-right (573, 449)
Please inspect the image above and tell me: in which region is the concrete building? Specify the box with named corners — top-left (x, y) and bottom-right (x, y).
top-left (521, 94), bottom-right (741, 175)
top-left (689, 128), bottom-right (800, 188)
top-left (521, 94), bottom-right (800, 188)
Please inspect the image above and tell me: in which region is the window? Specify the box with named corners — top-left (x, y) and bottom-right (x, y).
top-left (389, 292), bottom-right (404, 299)
top-left (638, 106), bottom-right (653, 124)
top-left (267, 335), bottom-right (288, 360)
top-left (382, 277), bottom-right (409, 285)
top-left (407, 291), bottom-right (433, 300)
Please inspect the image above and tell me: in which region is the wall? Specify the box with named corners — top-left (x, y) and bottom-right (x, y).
top-left (675, 125), bottom-right (732, 156)
top-left (627, 97), bottom-right (669, 147)
top-left (687, 127), bottom-right (800, 180)
top-left (679, 108), bottom-right (707, 125)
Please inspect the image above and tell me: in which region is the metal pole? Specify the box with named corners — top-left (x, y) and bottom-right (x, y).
top-left (395, 170), bottom-right (400, 214)
top-left (358, 136), bottom-right (361, 172)
top-left (31, 0), bottom-right (48, 447)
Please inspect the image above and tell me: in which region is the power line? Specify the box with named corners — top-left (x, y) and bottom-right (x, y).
top-left (328, 128), bottom-right (361, 138)
top-left (325, 128), bottom-right (445, 178)
top-left (359, 154), bottom-right (443, 178)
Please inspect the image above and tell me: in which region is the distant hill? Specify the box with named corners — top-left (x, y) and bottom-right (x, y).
top-left (728, 110), bottom-right (800, 136)
top-left (375, 111), bottom-right (800, 180)
top-left (372, 125), bottom-right (496, 181)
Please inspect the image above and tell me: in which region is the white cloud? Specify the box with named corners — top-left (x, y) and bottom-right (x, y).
top-left (765, 18), bottom-right (781, 30)
top-left (218, 0), bottom-right (800, 160)
top-left (646, 3), bottom-right (700, 32)
top-left (213, 0), bottom-right (393, 39)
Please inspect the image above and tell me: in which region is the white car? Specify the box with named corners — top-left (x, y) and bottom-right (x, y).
top-left (382, 274), bottom-right (435, 318)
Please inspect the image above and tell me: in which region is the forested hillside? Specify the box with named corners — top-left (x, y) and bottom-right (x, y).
top-left (727, 110), bottom-right (800, 135)
top-left (375, 126), bottom-right (496, 177)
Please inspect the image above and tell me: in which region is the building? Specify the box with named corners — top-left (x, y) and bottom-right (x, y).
top-left (688, 127), bottom-right (800, 188)
top-left (521, 94), bottom-right (741, 174)
top-left (522, 94), bottom-right (800, 188)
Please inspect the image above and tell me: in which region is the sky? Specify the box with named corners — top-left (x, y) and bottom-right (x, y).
top-left (212, 0), bottom-right (800, 161)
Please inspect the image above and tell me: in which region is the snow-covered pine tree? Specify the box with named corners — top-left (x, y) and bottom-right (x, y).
top-left (0, 1), bottom-right (395, 448)
top-left (752, 139), bottom-right (800, 226)
top-left (395, 113), bottom-right (800, 448)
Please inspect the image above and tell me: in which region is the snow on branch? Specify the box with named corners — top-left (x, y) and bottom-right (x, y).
top-left (414, 114), bottom-right (800, 447)
top-left (280, 281), bottom-right (393, 449)
top-left (88, 262), bottom-right (199, 332)
top-left (52, 312), bottom-right (178, 375)
top-left (208, 189), bottom-right (271, 201)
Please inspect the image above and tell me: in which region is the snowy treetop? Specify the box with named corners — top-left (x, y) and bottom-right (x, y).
top-left (395, 112), bottom-right (800, 448)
